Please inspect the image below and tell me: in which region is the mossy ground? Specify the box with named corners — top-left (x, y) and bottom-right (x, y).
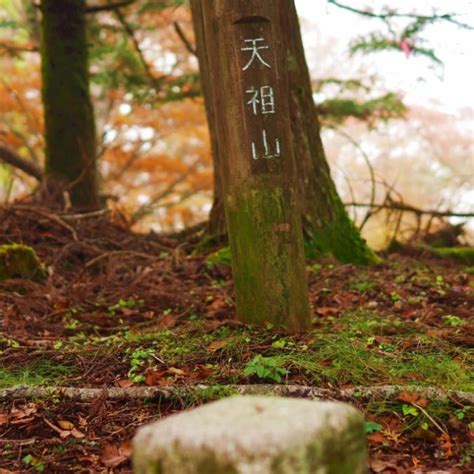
top-left (0, 243), bottom-right (45, 281)
top-left (0, 207), bottom-right (472, 472)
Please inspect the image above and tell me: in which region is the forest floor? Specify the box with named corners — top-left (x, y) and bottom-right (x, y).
top-left (0, 204), bottom-right (473, 473)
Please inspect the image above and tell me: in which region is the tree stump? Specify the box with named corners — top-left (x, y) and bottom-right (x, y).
top-left (133, 396), bottom-right (368, 473)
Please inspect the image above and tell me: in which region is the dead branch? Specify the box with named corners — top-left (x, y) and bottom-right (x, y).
top-left (0, 42), bottom-right (38, 54)
top-left (0, 384), bottom-right (472, 404)
top-left (0, 144), bottom-right (43, 181)
top-left (11, 205), bottom-right (79, 241)
top-left (345, 202), bottom-right (474, 219)
top-left (85, 0), bottom-right (135, 14)
top-left (327, 0), bottom-right (474, 31)
top-left (113, 7), bottom-right (160, 88)
top-left (173, 22), bottom-right (197, 57)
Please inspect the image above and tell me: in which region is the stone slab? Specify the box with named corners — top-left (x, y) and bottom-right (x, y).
top-left (133, 395), bottom-right (368, 473)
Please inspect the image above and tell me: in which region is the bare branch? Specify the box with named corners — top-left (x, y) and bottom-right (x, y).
top-left (327, 0), bottom-right (473, 30)
top-left (113, 8), bottom-right (160, 88)
top-left (0, 42), bottom-right (38, 54)
top-left (173, 21), bottom-right (197, 57)
top-left (345, 202), bottom-right (474, 219)
top-left (85, 0), bottom-right (135, 14)
top-left (0, 144), bottom-right (43, 181)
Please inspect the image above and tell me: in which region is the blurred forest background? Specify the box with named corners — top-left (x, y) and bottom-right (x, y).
top-left (0, 0), bottom-right (472, 249)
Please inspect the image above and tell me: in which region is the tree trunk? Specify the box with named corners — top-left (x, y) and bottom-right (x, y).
top-left (193, 0), bottom-right (379, 264)
top-left (190, 0), bottom-right (226, 238)
top-left (40, 0), bottom-right (99, 211)
top-left (282, 1), bottom-right (378, 265)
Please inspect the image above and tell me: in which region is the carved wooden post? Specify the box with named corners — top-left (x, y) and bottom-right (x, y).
top-left (201, 0), bottom-right (311, 331)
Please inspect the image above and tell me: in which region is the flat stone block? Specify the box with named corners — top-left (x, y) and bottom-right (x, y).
top-left (133, 396), bottom-right (368, 473)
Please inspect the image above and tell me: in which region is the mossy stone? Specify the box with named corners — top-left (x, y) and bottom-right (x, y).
top-left (133, 396), bottom-right (368, 474)
top-left (0, 244), bottom-right (46, 282)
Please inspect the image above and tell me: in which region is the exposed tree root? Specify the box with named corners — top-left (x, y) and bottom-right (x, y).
top-left (1, 384), bottom-right (472, 404)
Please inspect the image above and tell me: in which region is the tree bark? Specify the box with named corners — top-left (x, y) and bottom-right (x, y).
top-left (190, 0), bottom-right (226, 238)
top-left (40, 0), bottom-right (99, 211)
top-left (282, 1), bottom-right (378, 265)
top-left (193, 0), bottom-right (379, 264)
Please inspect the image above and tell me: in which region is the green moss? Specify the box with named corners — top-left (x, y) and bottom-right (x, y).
top-left (431, 247), bottom-right (474, 265)
top-left (304, 207), bottom-right (381, 265)
top-left (0, 359), bottom-right (76, 388)
top-left (225, 179), bottom-right (310, 331)
top-left (0, 244), bottom-right (46, 282)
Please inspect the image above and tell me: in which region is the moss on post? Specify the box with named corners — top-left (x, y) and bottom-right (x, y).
top-left (0, 244), bottom-right (46, 282)
top-left (40, 0), bottom-right (99, 210)
top-left (226, 179), bottom-right (310, 331)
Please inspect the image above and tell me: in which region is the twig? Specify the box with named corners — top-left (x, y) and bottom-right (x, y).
top-left (173, 22), bottom-right (197, 57)
top-left (330, 126), bottom-right (377, 231)
top-left (85, 250), bottom-right (165, 268)
top-left (327, 0), bottom-right (474, 31)
top-left (61, 209), bottom-right (110, 221)
top-left (113, 8), bottom-right (159, 88)
top-left (413, 403), bottom-right (447, 434)
top-left (85, 0), bottom-right (135, 14)
top-left (344, 202), bottom-right (474, 218)
top-left (0, 42), bottom-right (38, 54)
top-left (0, 384), bottom-right (472, 404)
top-left (11, 205), bottom-right (79, 241)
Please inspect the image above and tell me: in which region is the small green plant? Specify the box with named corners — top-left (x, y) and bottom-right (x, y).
top-left (401, 404), bottom-right (419, 417)
top-left (354, 279), bottom-right (375, 293)
top-left (22, 454), bottom-right (45, 472)
top-left (128, 347), bottom-right (155, 383)
top-left (64, 319), bottom-right (80, 330)
top-left (364, 421), bottom-right (382, 433)
top-left (390, 292), bottom-right (402, 302)
top-left (308, 263), bottom-right (322, 273)
top-left (211, 279), bottom-right (226, 289)
top-left (271, 339), bottom-right (288, 349)
top-left (443, 315), bottom-right (465, 327)
top-left (206, 247), bottom-right (232, 268)
top-left (243, 355), bottom-right (288, 383)
top-left (455, 406), bottom-right (470, 420)
top-left (108, 298), bottom-right (144, 315)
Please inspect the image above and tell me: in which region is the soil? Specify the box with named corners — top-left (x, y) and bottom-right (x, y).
top-left (0, 204), bottom-right (472, 473)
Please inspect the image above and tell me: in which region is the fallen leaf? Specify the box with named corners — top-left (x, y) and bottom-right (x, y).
top-left (145, 369), bottom-right (168, 386)
top-left (398, 391), bottom-right (429, 408)
top-left (116, 379), bottom-right (134, 388)
top-left (315, 307), bottom-right (338, 317)
top-left (44, 418), bottom-right (71, 438)
top-left (207, 338), bottom-right (231, 351)
top-left (384, 428), bottom-right (402, 445)
top-left (0, 413), bottom-right (8, 426)
top-left (58, 420), bottom-right (75, 430)
top-left (440, 432), bottom-right (454, 458)
top-left (370, 459), bottom-right (399, 473)
top-left (11, 403), bottom-right (37, 420)
top-left (71, 428), bottom-right (86, 439)
top-left (368, 432), bottom-right (386, 444)
top-left (168, 367), bottom-right (185, 376)
top-left (101, 441), bottom-right (132, 468)
top-left (78, 415), bottom-right (88, 428)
